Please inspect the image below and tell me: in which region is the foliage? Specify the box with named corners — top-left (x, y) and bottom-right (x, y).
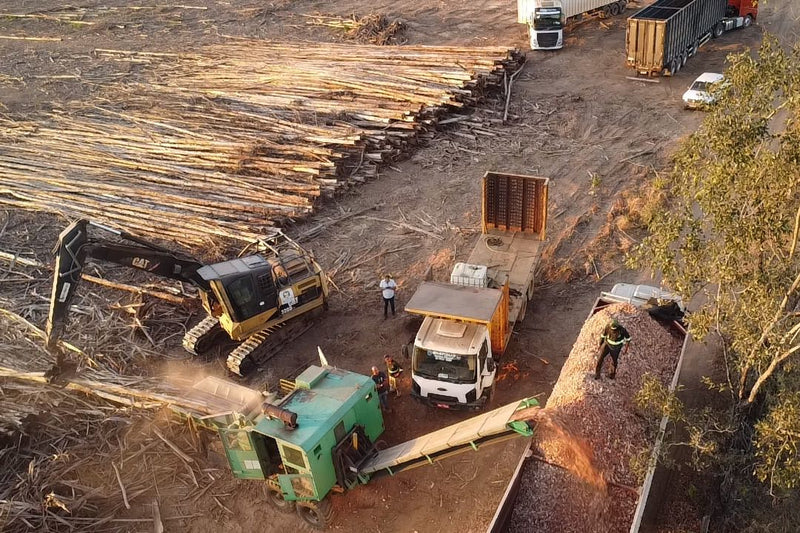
top-left (754, 391), bottom-right (800, 489)
top-left (630, 34), bottom-right (800, 497)
top-left (634, 373), bottom-right (685, 423)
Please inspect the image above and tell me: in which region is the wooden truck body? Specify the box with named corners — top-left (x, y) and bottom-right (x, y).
top-left (405, 172), bottom-right (548, 409)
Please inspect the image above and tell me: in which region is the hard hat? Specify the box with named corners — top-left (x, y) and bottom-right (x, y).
top-left (371, 366), bottom-right (379, 373)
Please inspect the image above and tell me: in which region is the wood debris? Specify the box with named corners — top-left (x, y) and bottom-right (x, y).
top-left (304, 13), bottom-right (407, 44)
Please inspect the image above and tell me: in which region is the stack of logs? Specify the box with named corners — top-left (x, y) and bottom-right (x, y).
top-left (0, 42), bottom-right (522, 250)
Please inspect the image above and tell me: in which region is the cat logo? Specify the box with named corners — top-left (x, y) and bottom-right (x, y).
top-left (131, 257), bottom-right (150, 269)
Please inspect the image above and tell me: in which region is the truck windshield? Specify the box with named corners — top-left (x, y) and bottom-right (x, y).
top-left (413, 347), bottom-right (476, 384)
top-left (533, 11), bottom-right (562, 31)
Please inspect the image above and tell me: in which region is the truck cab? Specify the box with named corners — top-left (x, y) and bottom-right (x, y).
top-left (519, 0), bottom-right (565, 50)
top-left (411, 316), bottom-right (497, 409)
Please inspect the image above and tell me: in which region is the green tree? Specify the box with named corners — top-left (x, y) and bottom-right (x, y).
top-left (631, 34), bottom-right (800, 512)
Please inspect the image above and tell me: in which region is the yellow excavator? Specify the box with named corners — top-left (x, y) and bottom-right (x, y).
top-left (45, 220), bottom-right (328, 375)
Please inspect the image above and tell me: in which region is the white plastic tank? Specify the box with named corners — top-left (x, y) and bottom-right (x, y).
top-left (450, 263), bottom-right (489, 288)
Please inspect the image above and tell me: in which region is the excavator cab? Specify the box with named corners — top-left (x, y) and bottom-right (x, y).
top-left (198, 249), bottom-right (324, 341)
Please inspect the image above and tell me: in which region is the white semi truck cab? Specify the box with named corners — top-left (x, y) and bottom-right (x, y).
top-left (520, 0), bottom-right (565, 50)
top-left (519, 0), bottom-right (631, 51)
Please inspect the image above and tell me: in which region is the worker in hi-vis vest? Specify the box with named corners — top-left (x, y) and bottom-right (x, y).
top-left (594, 318), bottom-right (631, 380)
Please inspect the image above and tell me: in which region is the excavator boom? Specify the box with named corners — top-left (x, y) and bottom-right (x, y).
top-left (45, 220), bottom-right (207, 349)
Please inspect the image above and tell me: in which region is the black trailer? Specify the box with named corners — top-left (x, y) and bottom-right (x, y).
top-left (626, 0), bottom-right (752, 76)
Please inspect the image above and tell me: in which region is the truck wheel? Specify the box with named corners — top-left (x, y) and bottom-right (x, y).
top-left (680, 53), bottom-right (688, 67)
top-left (486, 381), bottom-right (497, 406)
top-left (689, 40), bottom-right (699, 57)
top-left (265, 484), bottom-right (296, 513)
top-left (713, 22), bottom-right (725, 38)
top-left (668, 59), bottom-right (678, 76)
top-left (744, 15), bottom-right (753, 27)
top-left (609, 2), bottom-right (620, 16)
top-left (296, 498), bottom-right (333, 530)
top-left (601, 4), bottom-right (611, 18)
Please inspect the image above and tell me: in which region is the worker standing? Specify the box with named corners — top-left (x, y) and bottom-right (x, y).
top-left (371, 366), bottom-right (390, 409)
top-left (594, 318), bottom-right (631, 380)
top-left (379, 274), bottom-right (398, 319)
top-left (384, 354), bottom-right (403, 396)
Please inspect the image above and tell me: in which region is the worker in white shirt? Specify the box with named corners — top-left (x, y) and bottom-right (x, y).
top-left (379, 274), bottom-right (398, 319)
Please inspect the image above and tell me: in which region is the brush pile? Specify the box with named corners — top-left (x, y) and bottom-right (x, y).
top-left (305, 13), bottom-right (408, 44)
top-left (509, 303), bottom-right (685, 533)
top-left (0, 382), bottom-right (224, 533)
top-left (0, 41), bottom-right (522, 250)
top-left (0, 297), bottom-right (245, 531)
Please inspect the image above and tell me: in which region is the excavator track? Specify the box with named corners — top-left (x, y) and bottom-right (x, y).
top-left (226, 309), bottom-right (320, 377)
top-left (182, 316), bottom-right (225, 356)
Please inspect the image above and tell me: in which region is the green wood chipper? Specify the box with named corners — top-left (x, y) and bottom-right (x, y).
top-left (174, 357), bottom-right (539, 529)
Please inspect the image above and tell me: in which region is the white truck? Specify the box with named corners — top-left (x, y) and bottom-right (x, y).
top-left (404, 172), bottom-right (548, 410)
top-left (517, 0), bottom-right (629, 50)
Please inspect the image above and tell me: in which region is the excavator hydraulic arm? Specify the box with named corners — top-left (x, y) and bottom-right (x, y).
top-left (45, 220), bottom-right (207, 349)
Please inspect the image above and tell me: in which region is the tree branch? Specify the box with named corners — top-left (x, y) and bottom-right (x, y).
top-left (746, 342), bottom-right (800, 404)
top-left (740, 269), bottom-right (800, 400)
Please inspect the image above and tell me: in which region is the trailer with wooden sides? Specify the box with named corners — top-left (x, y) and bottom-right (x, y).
top-left (404, 172), bottom-right (548, 410)
top-left (626, 0), bottom-right (757, 77)
top-left (486, 284), bottom-right (689, 532)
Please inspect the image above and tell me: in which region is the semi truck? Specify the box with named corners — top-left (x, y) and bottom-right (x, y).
top-left (172, 356), bottom-right (542, 530)
top-left (517, 0), bottom-right (630, 50)
top-left (404, 172), bottom-right (548, 409)
top-left (487, 283), bottom-right (688, 532)
top-left (626, 0), bottom-right (757, 77)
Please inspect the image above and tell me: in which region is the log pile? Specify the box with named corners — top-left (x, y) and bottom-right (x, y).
top-left (0, 42), bottom-right (522, 250)
top-left (509, 303), bottom-right (684, 533)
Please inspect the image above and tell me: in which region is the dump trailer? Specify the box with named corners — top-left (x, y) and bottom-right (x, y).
top-left (404, 172), bottom-right (548, 409)
top-left (626, 0), bottom-right (757, 77)
top-left (487, 283), bottom-right (688, 532)
top-left (517, 0), bottom-right (630, 50)
top-left (175, 357), bottom-right (540, 530)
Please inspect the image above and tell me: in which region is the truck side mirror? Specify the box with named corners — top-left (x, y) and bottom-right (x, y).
top-left (486, 358), bottom-right (496, 373)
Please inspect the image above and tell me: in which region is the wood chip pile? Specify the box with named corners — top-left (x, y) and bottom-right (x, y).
top-left (0, 42), bottom-right (521, 249)
top-left (509, 302), bottom-right (684, 533)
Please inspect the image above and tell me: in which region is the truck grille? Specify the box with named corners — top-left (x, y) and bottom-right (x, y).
top-left (536, 32), bottom-right (559, 48)
top-left (427, 393), bottom-right (457, 404)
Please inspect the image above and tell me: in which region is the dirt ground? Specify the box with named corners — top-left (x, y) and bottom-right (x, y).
top-left (0, 0), bottom-right (795, 532)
